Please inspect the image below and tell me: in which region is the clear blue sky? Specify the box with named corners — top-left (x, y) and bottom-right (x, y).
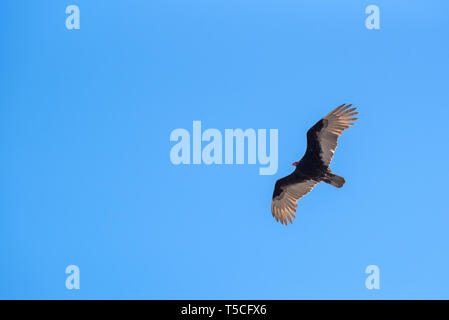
top-left (1, 0), bottom-right (448, 299)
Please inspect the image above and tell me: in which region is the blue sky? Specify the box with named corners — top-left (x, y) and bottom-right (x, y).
top-left (1, 0), bottom-right (448, 299)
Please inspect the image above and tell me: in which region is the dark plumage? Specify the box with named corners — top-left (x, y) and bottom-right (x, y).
top-left (271, 104), bottom-right (358, 225)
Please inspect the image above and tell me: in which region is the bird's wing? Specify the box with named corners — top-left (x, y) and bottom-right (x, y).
top-left (271, 174), bottom-right (318, 225)
top-left (305, 104), bottom-right (358, 167)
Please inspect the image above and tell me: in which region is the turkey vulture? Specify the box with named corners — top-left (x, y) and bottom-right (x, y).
top-left (271, 104), bottom-right (358, 225)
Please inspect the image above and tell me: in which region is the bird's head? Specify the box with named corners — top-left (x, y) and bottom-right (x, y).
top-left (291, 161), bottom-right (299, 167)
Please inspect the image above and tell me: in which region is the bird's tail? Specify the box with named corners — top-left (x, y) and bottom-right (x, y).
top-left (322, 171), bottom-right (345, 188)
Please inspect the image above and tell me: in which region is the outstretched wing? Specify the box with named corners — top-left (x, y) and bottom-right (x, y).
top-left (271, 173), bottom-right (318, 225)
top-left (304, 104), bottom-right (358, 167)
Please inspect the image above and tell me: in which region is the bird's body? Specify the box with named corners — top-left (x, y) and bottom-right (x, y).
top-left (271, 104), bottom-right (358, 225)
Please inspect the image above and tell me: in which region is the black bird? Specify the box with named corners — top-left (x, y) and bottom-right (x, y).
top-left (271, 104), bottom-right (358, 225)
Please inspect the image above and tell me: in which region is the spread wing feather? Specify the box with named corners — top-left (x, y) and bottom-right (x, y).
top-left (317, 104), bottom-right (358, 167)
top-left (271, 174), bottom-right (318, 225)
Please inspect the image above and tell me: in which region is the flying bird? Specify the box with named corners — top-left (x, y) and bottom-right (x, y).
top-left (271, 104), bottom-right (358, 225)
